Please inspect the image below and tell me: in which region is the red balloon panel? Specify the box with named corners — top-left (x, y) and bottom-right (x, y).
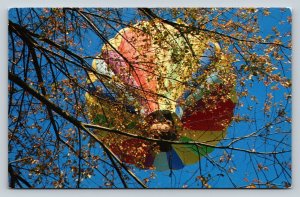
top-left (181, 98), bottom-right (235, 131)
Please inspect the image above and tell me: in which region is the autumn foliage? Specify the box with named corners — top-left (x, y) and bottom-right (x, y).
top-left (8, 8), bottom-right (291, 188)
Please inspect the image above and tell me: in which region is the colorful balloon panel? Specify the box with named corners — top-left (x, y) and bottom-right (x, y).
top-left (85, 19), bottom-right (237, 171)
top-left (103, 26), bottom-right (159, 115)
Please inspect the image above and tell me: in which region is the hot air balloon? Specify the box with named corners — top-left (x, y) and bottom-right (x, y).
top-left (85, 19), bottom-right (237, 171)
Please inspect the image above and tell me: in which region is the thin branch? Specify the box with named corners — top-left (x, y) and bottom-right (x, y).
top-left (138, 8), bottom-right (291, 49)
top-left (9, 72), bottom-right (147, 188)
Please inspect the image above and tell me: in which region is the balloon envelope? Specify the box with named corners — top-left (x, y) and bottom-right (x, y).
top-left (86, 20), bottom-right (237, 171)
